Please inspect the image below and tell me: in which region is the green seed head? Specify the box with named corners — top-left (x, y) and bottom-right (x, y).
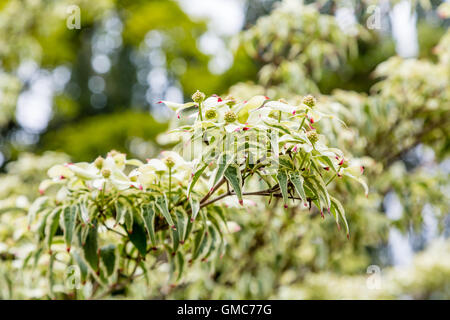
top-left (224, 110), bottom-right (237, 123)
top-left (306, 130), bottom-right (319, 143)
top-left (225, 95), bottom-right (236, 106)
top-left (192, 90), bottom-right (206, 103)
top-left (205, 109), bottom-right (218, 120)
top-left (164, 156), bottom-right (175, 169)
top-left (94, 156), bottom-right (104, 169)
top-left (302, 95), bottom-right (316, 108)
top-left (108, 150), bottom-right (119, 157)
top-left (101, 168), bottom-right (111, 178)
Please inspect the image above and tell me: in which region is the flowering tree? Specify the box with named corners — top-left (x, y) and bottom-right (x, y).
top-left (28, 91), bottom-right (366, 298)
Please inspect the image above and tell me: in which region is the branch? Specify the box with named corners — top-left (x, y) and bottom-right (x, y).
top-left (199, 177), bottom-right (226, 204)
top-left (199, 187), bottom-right (302, 209)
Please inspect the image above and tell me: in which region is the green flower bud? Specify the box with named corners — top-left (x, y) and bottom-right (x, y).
top-left (107, 150), bottom-right (119, 157)
top-left (224, 110), bottom-right (237, 123)
top-left (225, 95), bottom-right (236, 106)
top-left (302, 95), bottom-right (316, 108)
top-left (306, 130), bottom-right (319, 143)
top-left (94, 156), bottom-right (104, 169)
top-left (164, 156), bottom-right (175, 169)
top-left (205, 109), bottom-right (218, 120)
top-left (101, 169), bottom-right (111, 178)
top-left (192, 90), bottom-right (206, 103)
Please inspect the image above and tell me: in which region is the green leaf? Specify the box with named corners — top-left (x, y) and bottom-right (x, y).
top-left (313, 174), bottom-right (331, 209)
top-left (82, 226), bottom-right (99, 272)
top-left (78, 201), bottom-right (90, 224)
top-left (276, 170), bottom-right (289, 206)
top-left (124, 205), bottom-right (134, 233)
top-left (100, 244), bottom-right (117, 277)
top-left (37, 209), bottom-right (51, 241)
top-left (304, 179), bottom-right (323, 212)
top-left (175, 208), bottom-right (187, 244)
top-left (319, 155), bottom-right (337, 173)
top-left (63, 205), bottom-right (77, 252)
top-left (184, 201), bottom-right (199, 244)
top-left (187, 163), bottom-right (207, 197)
top-left (224, 164), bottom-right (243, 204)
top-left (171, 224), bottom-right (179, 253)
top-left (128, 217), bottom-right (148, 257)
top-left (189, 197), bottom-right (200, 222)
top-left (48, 252), bottom-right (55, 298)
top-left (289, 172), bottom-right (308, 207)
top-left (45, 207), bottom-right (62, 252)
top-left (115, 201), bottom-right (126, 226)
top-left (156, 195), bottom-right (175, 228)
top-left (28, 196), bottom-right (48, 227)
top-left (192, 225), bottom-right (207, 261)
top-left (330, 196), bottom-right (350, 238)
top-left (141, 204), bottom-right (157, 247)
top-left (176, 251), bottom-right (185, 281)
top-left (210, 153), bottom-right (234, 189)
top-left (202, 225), bottom-right (217, 262)
top-left (73, 251), bottom-right (88, 283)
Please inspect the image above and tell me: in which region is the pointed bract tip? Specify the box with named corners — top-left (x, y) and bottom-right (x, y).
top-left (171, 225), bottom-right (177, 230)
top-left (347, 234), bottom-right (350, 240)
top-left (284, 204), bottom-right (288, 209)
top-left (66, 247), bottom-right (71, 253)
top-left (217, 97), bottom-right (222, 102)
top-left (239, 199), bottom-right (244, 206)
top-left (264, 96), bottom-right (270, 100)
top-left (292, 110), bottom-right (296, 115)
top-left (39, 189), bottom-right (44, 195)
top-left (157, 101), bottom-right (163, 104)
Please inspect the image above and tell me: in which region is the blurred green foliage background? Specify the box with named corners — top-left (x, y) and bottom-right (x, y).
top-left (0, 0), bottom-right (449, 299)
